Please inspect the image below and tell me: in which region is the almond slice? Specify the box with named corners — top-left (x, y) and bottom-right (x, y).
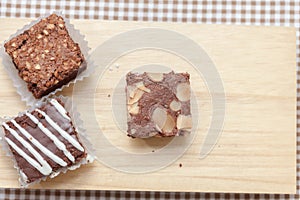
top-left (147, 73), bottom-right (164, 82)
top-left (176, 82), bottom-right (191, 102)
top-left (162, 114), bottom-right (176, 133)
top-left (136, 81), bottom-right (151, 93)
top-left (170, 100), bottom-right (181, 111)
top-left (152, 107), bottom-right (167, 130)
top-left (177, 115), bottom-right (192, 130)
top-left (128, 89), bottom-right (144, 105)
top-left (148, 132), bottom-right (158, 137)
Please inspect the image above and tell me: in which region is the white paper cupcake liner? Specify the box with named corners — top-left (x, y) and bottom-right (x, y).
top-left (0, 11), bottom-right (95, 107)
top-left (0, 95), bottom-right (96, 188)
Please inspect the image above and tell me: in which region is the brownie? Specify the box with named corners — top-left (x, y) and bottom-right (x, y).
top-left (4, 14), bottom-right (86, 99)
top-left (126, 71), bottom-right (192, 138)
top-left (1, 98), bottom-right (88, 185)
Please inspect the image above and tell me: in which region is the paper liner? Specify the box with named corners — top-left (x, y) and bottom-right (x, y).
top-left (0, 95), bottom-right (96, 188)
top-left (0, 11), bottom-right (95, 107)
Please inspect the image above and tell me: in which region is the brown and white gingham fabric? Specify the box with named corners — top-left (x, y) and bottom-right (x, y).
top-left (0, 1), bottom-right (299, 199)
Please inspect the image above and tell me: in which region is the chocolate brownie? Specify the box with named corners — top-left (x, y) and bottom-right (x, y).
top-left (4, 14), bottom-right (86, 99)
top-left (126, 71), bottom-right (192, 138)
top-left (1, 98), bottom-right (89, 185)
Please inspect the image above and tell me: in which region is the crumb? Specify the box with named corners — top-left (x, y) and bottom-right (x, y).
top-left (107, 94), bottom-right (111, 97)
top-left (152, 150), bottom-right (155, 152)
top-left (179, 163), bottom-right (182, 168)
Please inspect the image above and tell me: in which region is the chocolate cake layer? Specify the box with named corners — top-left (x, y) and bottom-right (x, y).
top-left (1, 98), bottom-right (87, 184)
top-left (4, 14), bottom-right (86, 99)
top-left (126, 71), bottom-right (192, 138)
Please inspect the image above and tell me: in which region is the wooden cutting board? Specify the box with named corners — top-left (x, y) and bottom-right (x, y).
top-left (0, 19), bottom-right (296, 194)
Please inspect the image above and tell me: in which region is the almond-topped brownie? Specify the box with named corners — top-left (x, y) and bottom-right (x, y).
top-left (4, 14), bottom-right (86, 99)
top-left (126, 71), bottom-right (192, 138)
top-left (1, 98), bottom-right (92, 186)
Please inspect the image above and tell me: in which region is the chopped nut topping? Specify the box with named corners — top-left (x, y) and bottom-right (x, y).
top-left (25, 61), bottom-right (31, 69)
top-left (4, 13), bottom-right (85, 99)
top-left (35, 64), bottom-right (41, 70)
top-left (46, 24), bottom-right (55, 29)
top-left (23, 76), bottom-right (28, 82)
top-left (43, 30), bottom-right (49, 35)
top-left (54, 70), bottom-right (59, 78)
top-left (37, 34), bottom-right (43, 39)
top-left (12, 51), bottom-right (17, 58)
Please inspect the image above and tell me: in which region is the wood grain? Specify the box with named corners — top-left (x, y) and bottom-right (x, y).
top-left (0, 19), bottom-right (296, 193)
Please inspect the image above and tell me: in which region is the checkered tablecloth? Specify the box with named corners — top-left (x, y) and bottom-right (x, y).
top-left (0, 0), bottom-right (299, 199)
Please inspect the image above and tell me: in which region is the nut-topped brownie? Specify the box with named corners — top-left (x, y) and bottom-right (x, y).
top-left (1, 98), bottom-right (93, 186)
top-left (4, 14), bottom-right (86, 99)
top-left (126, 71), bottom-right (192, 138)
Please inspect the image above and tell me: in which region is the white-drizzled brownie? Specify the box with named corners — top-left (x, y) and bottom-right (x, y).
top-left (1, 98), bottom-right (92, 186)
top-left (126, 71), bottom-right (192, 138)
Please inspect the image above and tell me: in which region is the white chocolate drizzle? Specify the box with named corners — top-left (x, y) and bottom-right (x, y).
top-left (20, 170), bottom-right (28, 183)
top-left (35, 109), bottom-right (84, 152)
top-left (10, 119), bottom-right (67, 167)
top-left (3, 123), bottom-right (52, 175)
top-left (25, 112), bottom-right (75, 162)
top-left (2, 100), bottom-right (86, 176)
top-left (50, 99), bottom-right (71, 121)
